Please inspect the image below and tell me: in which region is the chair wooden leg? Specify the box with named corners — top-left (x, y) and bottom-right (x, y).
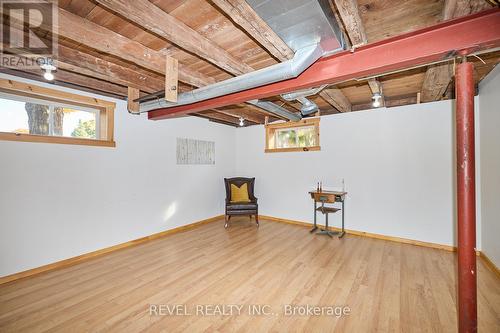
top-left (224, 215), bottom-right (229, 228)
top-left (256, 214), bottom-right (259, 227)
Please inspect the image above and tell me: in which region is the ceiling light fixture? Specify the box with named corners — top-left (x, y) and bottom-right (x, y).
top-left (372, 92), bottom-right (382, 108)
top-left (40, 63), bottom-right (56, 81)
top-left (239, 117), bottom-right (245, 127)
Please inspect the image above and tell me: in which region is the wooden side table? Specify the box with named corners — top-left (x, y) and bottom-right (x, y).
top-left (309, 190), bottom-right (346, 238)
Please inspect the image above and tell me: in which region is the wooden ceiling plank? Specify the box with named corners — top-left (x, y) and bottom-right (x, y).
top-left (243, 103), bottom-right (286, 121)
top-left (443, 0), bottom-right (492, 20)
top-left (57, 45), bottom-right (164, 93)
top-left (215, 108), bottom-right (263, 124)
top-left (420, 0), bottom-right (491, 102)
top-left (93, 0), bottom-right (253, 76)
top-left (197, 110), bottom-right (244, 125)
top-left (351, 95), bottom-right (417, 111)
top-left (421, 62), bottom-right (455, 102)
top-left (54, 8), bottom-right (215, 88)
top-left (210, 0), bottom-right (294, 61)
top-left (332, 0), bottom-right (367, 46)
top-left (319, 89), bottom-right (352, 112)
top-left (193, 114), bottom-right (239, 127)
top-left (3, 24), bottom-right (165, 94)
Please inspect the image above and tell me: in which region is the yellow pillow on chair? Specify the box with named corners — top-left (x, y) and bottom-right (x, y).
top-left (230, 183), bottom-right (250, 202)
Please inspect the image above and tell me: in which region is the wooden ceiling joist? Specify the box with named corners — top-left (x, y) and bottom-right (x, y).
top-left (212, 109), bottom-right (262, 124)
top-left (216, 107), bottom-right (264, 124)
top-left (147, 9), bottom-right (500, 119)
top-left (319, 88), bottom-right (352, 112)
top-left (196, 110), bottom-right (253, 126)
top-left (1, 68), bottom-right (128, 98)
top-left (94, 0), bottom-right (253, 76)
top-left (420, 0), bottom-right (492, 102)
top-left (93, 0), bottom-right (306, 120)
top-left (243, 104), bottom-right (285, 121)
top-left (443, 0), bottom-right (492, 20)
top-left (55, 8), bottom-right (215, 89)
top-left (57, 45), bottom-right (164, 93)
top-left (4, 33), bottom-right (165, 96)
top-left (316, 0), bottom-right (365, 111)
top-left (193, 114), bottom-right (238, 127)
top-left (421, 62), bottom-right (455, 102)
top-left (210, 0), bottom-right (294, 61)
top-left (331, 0), bottom-right (367, 46)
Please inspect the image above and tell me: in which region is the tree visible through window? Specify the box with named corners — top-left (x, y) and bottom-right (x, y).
top-left (72, 119), bottom-right (96, 138)
top-left (0, 78), bottom-right (115, 147)
top-left (275, 126), bottom-right (316, 148)
top-left (0, 96), bottom-right (98, 139)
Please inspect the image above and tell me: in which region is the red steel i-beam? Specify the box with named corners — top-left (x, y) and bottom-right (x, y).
top-left (149, 8), bottom-right (500, 120)
top-left (455, 61), bottom-right (477, 333)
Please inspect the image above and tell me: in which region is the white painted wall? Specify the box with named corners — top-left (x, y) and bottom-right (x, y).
top-left (1, 71), bottom-right (495, 277)
top-left (478, 65), bottom-right (500, 268)
top-left (235, 100), bottom-right (469, 247)
top-left (0, 74), bottom-right (236, 277)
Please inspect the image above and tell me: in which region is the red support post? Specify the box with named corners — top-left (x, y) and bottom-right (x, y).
top-left (455, 60), bottom-right (477, 333)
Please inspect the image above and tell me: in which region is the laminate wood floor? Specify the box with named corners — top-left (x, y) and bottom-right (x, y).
top-left (0, 217), bottom-right (499, 332)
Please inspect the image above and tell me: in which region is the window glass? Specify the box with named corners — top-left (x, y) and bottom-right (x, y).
top-left (275, 125), bottom-right (316, 148)
top-left (0, 96), bottom-right (98, 139)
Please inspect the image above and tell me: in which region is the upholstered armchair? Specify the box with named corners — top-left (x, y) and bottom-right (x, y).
top-left (224, 177), bottom-right (259, 228)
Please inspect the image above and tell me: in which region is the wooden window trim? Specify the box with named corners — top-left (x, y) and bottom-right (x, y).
top-left (0, 78), bottom-right (116, 147)
top-left (265, 117), bottom-right (320, 153)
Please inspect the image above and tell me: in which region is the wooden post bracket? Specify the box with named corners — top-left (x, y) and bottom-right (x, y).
top-left (127, 87), bottom-right (140, 114)
top-left (165, 56), bottom-right (178, 103)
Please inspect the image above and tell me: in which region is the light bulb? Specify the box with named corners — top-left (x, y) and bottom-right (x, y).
top-left (40, 62), bottom-right (56, 81)
top-left (372, 92), bottom-right (382, 108)
top-left (43, 70), bottom-right (54, 81)
top-left (239, 117), bottom-right (245, 127)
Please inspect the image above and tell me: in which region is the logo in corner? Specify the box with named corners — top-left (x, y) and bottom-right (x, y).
top-left (0, 0), bottom-right (58, 70)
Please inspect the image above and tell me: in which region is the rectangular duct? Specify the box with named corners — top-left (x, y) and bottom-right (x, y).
top-left (246, 0), bottom-right (345, 52)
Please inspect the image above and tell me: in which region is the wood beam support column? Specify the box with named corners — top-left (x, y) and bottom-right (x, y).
top-left (127, 87), bottom-right (140, 114)
top-left (165, 56), bottom-right (178, 103)
top-left (455, 60), bottom-right (477, 333)
top-left (367, 79), bottom-right (385, 106)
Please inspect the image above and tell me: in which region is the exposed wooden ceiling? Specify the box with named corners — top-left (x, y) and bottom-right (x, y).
top-left (1, 0), bottom-right (498, 126)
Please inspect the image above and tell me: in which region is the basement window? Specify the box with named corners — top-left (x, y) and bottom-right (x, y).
top-left (265, 118), bottom-right (320, 153)
top-left (0, 79), bottom-right (115, 147)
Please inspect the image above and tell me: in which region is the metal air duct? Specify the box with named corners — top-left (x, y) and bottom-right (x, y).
top-left (140, 0), bottom-right (346, 120)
